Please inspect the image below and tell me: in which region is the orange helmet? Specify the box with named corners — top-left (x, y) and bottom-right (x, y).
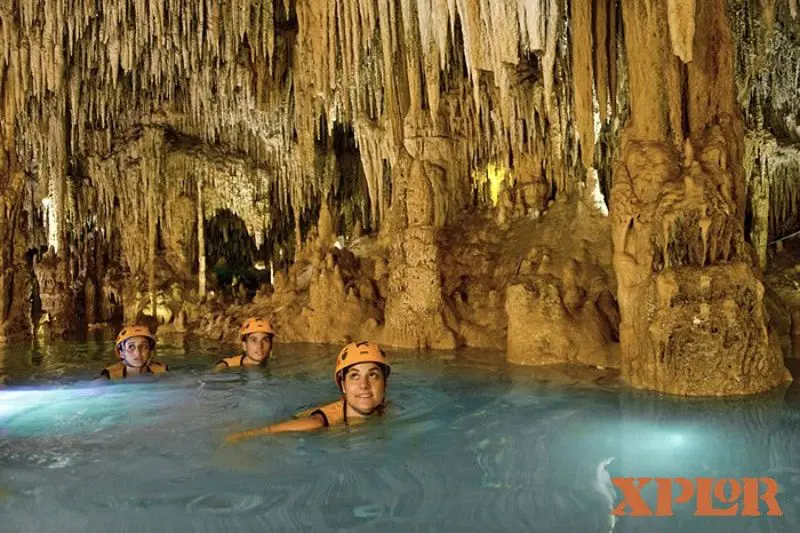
top-left (239, 317), bottom-right (276, 340)
top-left (114, 325), bottom-right (156, 359)
top-left (334, 341), bottom-right (391, 388)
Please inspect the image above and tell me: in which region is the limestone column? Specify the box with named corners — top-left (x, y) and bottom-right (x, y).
top-left (0, 63), bottom-right (33, 342)
top-left (33, 94), bottom-right (78, 338)
top-left (383, 148), bottom-right (456, 349)
top-left (379, 0), bottom-right (458, 349)
top-left (611, 0), bottom-right (788, 395)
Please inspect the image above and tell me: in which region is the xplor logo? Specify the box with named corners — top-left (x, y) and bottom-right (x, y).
top-left (611, 477), bottom-right (783, 517)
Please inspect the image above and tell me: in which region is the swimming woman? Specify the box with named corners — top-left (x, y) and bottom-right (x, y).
top-left (225, 341), bottom-right (389, 441)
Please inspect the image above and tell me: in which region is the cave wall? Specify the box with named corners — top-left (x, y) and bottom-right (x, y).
top-left (0, 0), bottom-right (798, 394)
top-left (733, 0), bottom-right (800, 264)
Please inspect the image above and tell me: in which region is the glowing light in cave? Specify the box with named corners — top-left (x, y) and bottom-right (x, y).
top-left (473, 163), bottom-right (511, 206)
top-left (669, 433), bottom-right (686, 447)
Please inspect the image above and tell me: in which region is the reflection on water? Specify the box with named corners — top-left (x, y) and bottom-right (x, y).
top-left (0, 337), bottom-right (799, 532)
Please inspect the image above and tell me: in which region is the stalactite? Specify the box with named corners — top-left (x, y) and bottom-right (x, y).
top-left (29, 1), bottom-right (603, 241)
top-left (145, 129), bottom-right (162, 319)
top-left (197, 174), bottom-right (206, 298)
top-left (0, 53), bottom-right (31, 341)
top-left (0, 0), bottom-right (795, 401)
top-left (667, 0), bottom-right (696, 63)
top-left (608, 0), bottom-right (618, 118)
top-left (542, 0), bottom-right (561, 179)
top-left (571, 0), bottom-right (594, 169)
top-left (594, 0), bottom-right (609, 125)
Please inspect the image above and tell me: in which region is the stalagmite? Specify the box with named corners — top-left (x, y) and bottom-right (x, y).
top-left (384, 150), bottom-right (456, 350)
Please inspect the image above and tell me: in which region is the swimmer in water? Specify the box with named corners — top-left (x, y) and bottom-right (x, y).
top-left (225, 341), bottom-right (390, 442)
top-left (213, 317), bottom-right (276, 371)
top-left (101, 325), bottom-right (167, 379)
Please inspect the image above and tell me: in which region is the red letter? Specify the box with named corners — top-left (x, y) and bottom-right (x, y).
top-left (742, 477), bottom-right (783, 517)
top-left (655, 477), bottom-right (694, 516)
top-left (655, 478), bottom-right (673, 516)
top-left (612, 478), bottom-right (653, 516)
top-left (714, 478), bottom-right (742, 509)
top-left (695, 478), bottom-right (739, 516)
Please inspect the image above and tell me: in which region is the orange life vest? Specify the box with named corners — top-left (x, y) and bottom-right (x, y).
top-left (295, 399), bottom-right (388, 428)
top-left (100, 361), bottom-right (168, 380)
top-left (214, 354), bottom-right (267, 369)
top-left (295, 399), bottom-right (347, 427)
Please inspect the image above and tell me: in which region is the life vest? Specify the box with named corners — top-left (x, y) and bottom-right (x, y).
top-left (294, 399), bottom-right (388, 428)
top-left (100, 361), bottom-right (168, 380)
top-left (214, 354), bottom-right (267, 369)
top-left (295, 399), bottom-right (347, 427)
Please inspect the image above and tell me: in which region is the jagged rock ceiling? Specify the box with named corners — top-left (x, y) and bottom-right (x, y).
top-left (1, 0), bottom-right (595, 231)
top-left (0, 1), bottom-right (795, 230)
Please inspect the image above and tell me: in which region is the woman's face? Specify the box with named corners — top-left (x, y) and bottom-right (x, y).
top-left (120, 336), bottom-right (152, 367)
top-left (341, 362), bottom-right (386, 417)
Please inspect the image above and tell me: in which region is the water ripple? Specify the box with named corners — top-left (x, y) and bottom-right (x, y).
top-left (186, 492), bottom-right (268, 515)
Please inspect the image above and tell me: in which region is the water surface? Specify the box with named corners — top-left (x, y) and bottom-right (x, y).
top-left (1, 334), bottom-right (799, 532)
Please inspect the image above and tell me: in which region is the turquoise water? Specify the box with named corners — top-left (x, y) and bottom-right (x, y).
top-left (1, 334), bottom-right (799, 532)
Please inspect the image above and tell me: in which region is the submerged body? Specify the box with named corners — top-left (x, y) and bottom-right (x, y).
top-left (213, 317), bottom-right (275, 371)
top-left (101, 360), bottom-right (168, 379)
top-left (226, 342), bottom-right (390, 440)
top-left (101, 325), bottom-right (168, 380)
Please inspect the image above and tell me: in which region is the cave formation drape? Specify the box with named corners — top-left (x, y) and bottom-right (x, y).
top-left (0, 0), bottom-right (797, 395)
